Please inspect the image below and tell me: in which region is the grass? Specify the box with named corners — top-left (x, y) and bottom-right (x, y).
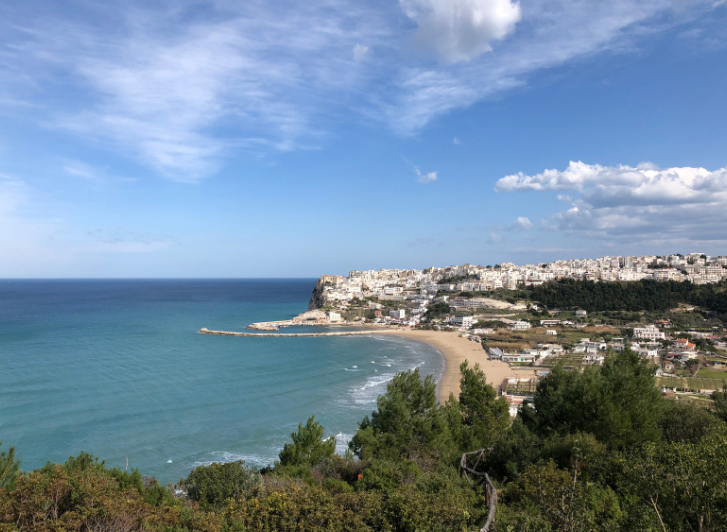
top-left (505, 381), bottom-right (538, 394)
top-left (538, 354), bottom-right (591, 370)
top-left (656, 376), bottom-right (725, 392)
top-left (697, 369), bottom-right (727, 380)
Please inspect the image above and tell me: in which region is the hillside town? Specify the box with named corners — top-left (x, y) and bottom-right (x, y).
top-left (304, 252), bottom-right (727, 405)
top-left (310, 252), bottom-right (727, 314)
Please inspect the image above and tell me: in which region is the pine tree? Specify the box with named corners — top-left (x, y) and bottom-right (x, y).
top-left (278, 415), bottom-right (336, 466)
top-left (0, 443), bottom-right (21, 489)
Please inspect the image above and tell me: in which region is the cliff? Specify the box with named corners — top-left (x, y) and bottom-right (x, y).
top-left (307, 278), bottom-right (327, 310)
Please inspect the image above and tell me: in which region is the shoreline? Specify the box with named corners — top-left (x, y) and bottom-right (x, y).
top-left (385, 330), bottom-right (537, 403)
top-left (199, 326), bottom-right (536, 403)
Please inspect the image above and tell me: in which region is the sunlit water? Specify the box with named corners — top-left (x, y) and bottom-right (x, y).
top-left (0, 280), bottom-right (443, 484)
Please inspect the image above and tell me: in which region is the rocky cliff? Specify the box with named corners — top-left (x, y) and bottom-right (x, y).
top-left (307, 278), bottom-right (327, 310)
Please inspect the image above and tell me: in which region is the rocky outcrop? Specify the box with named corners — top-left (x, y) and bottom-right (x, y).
top-left (308, 278), bottom-right (327, 310)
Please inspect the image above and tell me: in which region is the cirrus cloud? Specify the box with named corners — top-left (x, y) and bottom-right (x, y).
top-left (0, 0), bottom-right (723, 180)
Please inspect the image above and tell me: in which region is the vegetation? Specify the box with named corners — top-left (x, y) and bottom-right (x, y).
top-left (182, 460), bottom-right (263, 507)
top-left (2, 351), bottom-right (727, 531)
top-left (529, 278), bottom-right (727, 317)
top-left (0, 443), bottom-right (20, 489)
top-left (278, 415), bottom-right (336, 467)
top-left (423, 301), bottom-right (451, 319)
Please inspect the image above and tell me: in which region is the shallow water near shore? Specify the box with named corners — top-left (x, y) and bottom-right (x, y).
top-left (0, 280), bottom-right (444, 484)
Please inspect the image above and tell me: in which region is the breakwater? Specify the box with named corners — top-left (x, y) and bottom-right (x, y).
top-left (198, 327), bottom-right (397, 338)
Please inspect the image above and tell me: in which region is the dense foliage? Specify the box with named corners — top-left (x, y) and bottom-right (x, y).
top-left (278, 416), bottom-right (336, 467)
top-left (530, 278), bottom-right (727, 314)
top-left (0, 444), bottom-right (20, 489)
top-left (423, 301), bottom-right (451, 319)
top-left (182, 460), bottom-right (263, 507)
top-left (1, 352), bottom-right (727, 531)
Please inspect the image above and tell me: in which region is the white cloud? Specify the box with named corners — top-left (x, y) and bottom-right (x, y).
top-left (353, 43), bottom-right (370, 61)
top-left (452, 136), bottom-right (461, 144)
top-left (414, 166), bottom-right (438, 183)
top-left (387, 0), bottom-right (719, 134)
top-left (507, 216), bottom-right (532, 230)
top-left (495, 161), bottom-right (727, 242)
top-left (400, 0), bottom-right (522, 63)
top-left (487, 232), bottom-right (502, 244)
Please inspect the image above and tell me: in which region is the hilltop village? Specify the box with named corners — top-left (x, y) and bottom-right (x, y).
top-left (303, 251), bottom-right (727, 405)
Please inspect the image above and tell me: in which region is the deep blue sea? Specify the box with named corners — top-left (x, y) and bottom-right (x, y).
top-left (0, 280), bottom-right (444, 484)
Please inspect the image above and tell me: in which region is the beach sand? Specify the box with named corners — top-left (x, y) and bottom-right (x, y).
top-left (389, 330), bottom-right (537, 403)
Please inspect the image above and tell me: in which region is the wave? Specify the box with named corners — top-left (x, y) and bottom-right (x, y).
top-left (192, 451), bottom-right (276, 469)
top-left (334, 432), bottom-right (353, 456)
top-left (350, 372), bottom-right (397, 404)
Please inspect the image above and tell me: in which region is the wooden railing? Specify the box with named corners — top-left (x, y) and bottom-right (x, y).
top-left (460, 449), bottom-right (497, 532)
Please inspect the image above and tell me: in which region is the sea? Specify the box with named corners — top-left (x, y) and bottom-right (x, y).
top-left (0, 279), bottom-right (444, 484)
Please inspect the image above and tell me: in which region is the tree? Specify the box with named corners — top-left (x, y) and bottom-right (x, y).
top-left (712, 384), bottom-right (727, 423)
top-left (658, 400), bottom-right (723, 443)
top-left (425, 302), bottom-right (451, 319)
top-left (686, 358), bottom-right (702, 376)
top-left (0, 443), bottom-right (21, 489)
top-left (279, 415), bottom-right (336, 467)
top-left (445, 361), bottom-right (510, 452)
top-left (522, 350), bottom-right (664, 448)
top-left (350, 369), bottom-right (450, 460)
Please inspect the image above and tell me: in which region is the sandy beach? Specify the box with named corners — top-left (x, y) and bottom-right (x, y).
top-left (389, 330), bottom-right (537, 403)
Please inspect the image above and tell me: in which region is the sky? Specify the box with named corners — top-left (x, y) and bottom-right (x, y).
top-left (1, 0), bottom-right (726, 277)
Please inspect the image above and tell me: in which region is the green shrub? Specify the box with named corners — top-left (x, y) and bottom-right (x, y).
top-left (183, 460), bottom-right (262, 506)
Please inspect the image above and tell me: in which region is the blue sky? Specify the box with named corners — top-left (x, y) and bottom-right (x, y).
top-left (1, 0), bottom-right (726, 277)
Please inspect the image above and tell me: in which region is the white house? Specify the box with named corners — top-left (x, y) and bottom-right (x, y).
top-left (329, 311), bottom-right (342, 323)
top-left (546, 329), bottom-right (557, 336)
top-left (583, 354), bottom-right (604, 365)
top-left (537, 343), bottom-right (565, 355)
top-left (633, 325), bottom-right (666, 341)
top-left (635, 347), bottom-right (659, 358)
top-left (454, 315), bottom-right (474, 328)
top-left (511, 321), bottom-right (532, 331)
top-left (389, 309), bottom-right (406, 319)
top-left (502, 353), bottom-right (536, 363)
top-left (575, 309), bottom-right (588, 318)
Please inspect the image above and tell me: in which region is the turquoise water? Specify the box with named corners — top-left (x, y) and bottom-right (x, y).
top-left (0, 280), bottom-right (444, 484)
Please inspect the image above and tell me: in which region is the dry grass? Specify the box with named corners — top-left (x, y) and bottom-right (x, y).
top-left (485, 341), bottom-right (532, 351)
top-left (581, 326), bottom-right (621, 334)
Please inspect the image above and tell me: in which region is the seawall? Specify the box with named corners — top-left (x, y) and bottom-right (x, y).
top-left (198, 328), bottom-right (397, 338)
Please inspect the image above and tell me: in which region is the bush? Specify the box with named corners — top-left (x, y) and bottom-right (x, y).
top-left (355, 459), bottom-right (420, 493)
top-left (182, 460), bottom-right (263, 506)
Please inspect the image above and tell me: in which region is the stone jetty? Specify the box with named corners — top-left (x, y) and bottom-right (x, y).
top-left (198, 328), bottom-right (397, 338)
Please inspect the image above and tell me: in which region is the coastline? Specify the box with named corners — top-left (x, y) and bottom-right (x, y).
top-left (200, 325), bottom-right (538, 404)
top-left (386, 330), bottom-right (536, 403)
